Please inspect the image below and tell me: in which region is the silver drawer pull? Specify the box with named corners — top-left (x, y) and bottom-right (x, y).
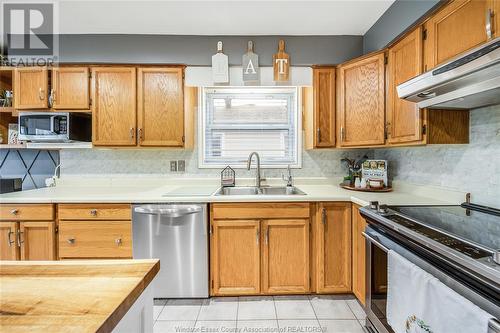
top-left (10, 209), bottom-right (18, 215)
top-left (67, 238), bottom-right (76, 244)
top-left (90, 209), bottom-right (97, 216)
top-left (115, 238), bottom-right (122, 246)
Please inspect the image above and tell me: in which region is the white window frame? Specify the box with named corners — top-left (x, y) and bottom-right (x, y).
top-left (198, 86), bottom-right (302, 169)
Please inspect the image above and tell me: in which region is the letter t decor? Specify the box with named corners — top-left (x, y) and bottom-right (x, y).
top-left (273, 40), bottom-right (290, 82)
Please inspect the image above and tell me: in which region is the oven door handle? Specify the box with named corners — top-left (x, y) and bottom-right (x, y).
top-left (362, 231), bottom-right (389, 253)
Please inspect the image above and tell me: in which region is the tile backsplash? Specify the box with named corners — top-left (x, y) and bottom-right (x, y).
top-left (374, 105), bottom-right (500, 207)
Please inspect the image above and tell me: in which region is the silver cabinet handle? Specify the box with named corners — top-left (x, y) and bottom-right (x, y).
top-left (67, 238), bottom-right (75, 244)
top-left (256, 228), bottom-right (260, 245)
top-left (130, 127), bottom-right (135, 140)
top-left (316, 128), bottom-right (321, 143)
top-left (115, 238), bottom-right (122, 246)
top-left (138, 128), bottom-right (143, 142)
top-left (7, 231), bottom-right (15, 247)
top-left (134, 206), bottom-right (201, 217)
top-left (486, 8), bottom-right (493, 40)
top-left (321, 208), bottom-right (327, 225)
top-left (265, 227), bottom-right (269, 245)
top-left (340, 127), bottom-right (345, 142)
top-left (90, 209), bottom-right (97, 216)
top-left (39, 88), bottom-right (45, 100)
top-left (10, 209), bottom-right (18, 215)
top-left (16, 230), bottom-right (24, 247)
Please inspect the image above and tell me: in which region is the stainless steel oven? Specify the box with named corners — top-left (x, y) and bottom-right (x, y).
top-left (363, 225), bottom-right (500, 333)
top-left (18, 112), bottom-right (91, 142)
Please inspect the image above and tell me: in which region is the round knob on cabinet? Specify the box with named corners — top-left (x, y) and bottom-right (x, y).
top-left (67, 238), bottom-right (76, 244)
top-left (90, 209), bottom-right (97, 216)
top-left (115, 238), bottom-right (122, 246)
top-left (10, 209), bottom-right (19, 215)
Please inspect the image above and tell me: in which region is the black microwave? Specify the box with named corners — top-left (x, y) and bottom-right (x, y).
top-left (18, 112), bottom-right (91, 142)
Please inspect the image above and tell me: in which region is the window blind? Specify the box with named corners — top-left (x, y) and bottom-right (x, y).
top-left (200, 87), bottom-right (300, 168)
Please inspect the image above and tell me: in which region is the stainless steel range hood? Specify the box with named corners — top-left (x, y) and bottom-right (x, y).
top-left (397, 37), bottom-right (500, 109)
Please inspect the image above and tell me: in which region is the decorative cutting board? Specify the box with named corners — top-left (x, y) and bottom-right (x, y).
top-left (273, 40), bottom-right (290, 82)
top-left (212, 41), bottom-right (229, 83)
top-left (242, 41), bottom-right (259, 84)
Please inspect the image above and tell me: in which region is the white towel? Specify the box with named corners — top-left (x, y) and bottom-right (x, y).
top-left (387, 250), bottom-right (492, 333)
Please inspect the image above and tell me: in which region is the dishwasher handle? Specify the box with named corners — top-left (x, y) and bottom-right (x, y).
top-left (134, 205), bottom-right (202, 217)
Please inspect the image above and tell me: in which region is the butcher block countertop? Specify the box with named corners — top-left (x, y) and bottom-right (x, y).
top-left (0, 259), bottom-right (160, 333)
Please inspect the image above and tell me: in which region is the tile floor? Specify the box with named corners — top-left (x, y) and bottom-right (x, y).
top-left (153, 295), bottom-right (367, 333)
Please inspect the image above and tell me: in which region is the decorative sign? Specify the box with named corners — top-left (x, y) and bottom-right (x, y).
top-left (273, 40), bottom-right (290, 82)
top-left (362, 160), bottom-right (388, 186)
top-left (212, 41), bottom-right (229, 83)
top-left (242, 41), bottom-right (259, 84)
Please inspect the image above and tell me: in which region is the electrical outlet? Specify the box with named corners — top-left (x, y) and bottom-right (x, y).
top-left (170, 161), bottom-right (177, 172)
top-left (177, 160), bottom-right (186, 172)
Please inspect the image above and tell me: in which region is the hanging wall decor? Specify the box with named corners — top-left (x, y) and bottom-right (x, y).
top-left (242, 41), bottom-right (259, 84)
top-left (212, 41), bottom-right (229, 83)
top-left (273, 40), bottom-right (290, 82)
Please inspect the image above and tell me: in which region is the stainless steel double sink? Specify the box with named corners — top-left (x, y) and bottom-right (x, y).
top-left (213, 186), bottom-right (306, 196)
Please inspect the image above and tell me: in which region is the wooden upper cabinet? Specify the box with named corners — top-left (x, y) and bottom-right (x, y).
top-left (261, 219), bottom-right (310, 294)
top-left (52, 67), bottom-right (90, 109)
top-left (0, 222), bottom-right (18, 260)
top-left (316, 203), bottom-right (352, 293)
top-left (91, 67), bottom-right (137, 146)
top-left (19, 221), bottom-right (56, 260)
top-left (137, 67), bottom-right (184, 147)
top-left (211, 220), bottom-right (261, 295)
top-left (352, 204), bottom-right (367, 305)
top-left (312, 67), bottom-right (336, 148)
top-left (338, 52), bottom-right (385, 147)
top-left (424, 0), bottom-right (491, 70)
top-left (387, 27), bottom-right (424, 145)
top-left (14, 67), bottom-right (48, 109)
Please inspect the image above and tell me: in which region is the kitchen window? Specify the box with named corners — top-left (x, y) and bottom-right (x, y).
top-left (199, 87), bottom-right (301, 168)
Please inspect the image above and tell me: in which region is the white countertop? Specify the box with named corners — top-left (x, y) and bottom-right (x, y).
top-left (0, 177), bottom-right (466, 206)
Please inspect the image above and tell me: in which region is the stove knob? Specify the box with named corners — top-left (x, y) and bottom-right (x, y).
top-left (493, 250), bottom-right (500, 265)
top-left (378, 204), bottom-right (389, 214)
top-left (369, 201), bottom-right (379, 210)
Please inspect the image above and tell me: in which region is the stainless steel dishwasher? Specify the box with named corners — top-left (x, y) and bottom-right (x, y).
top-left (132, 204), bottom-right (208, 298)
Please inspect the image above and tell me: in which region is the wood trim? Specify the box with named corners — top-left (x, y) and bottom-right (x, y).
top-left (211, 203), bottom-right (310, 220)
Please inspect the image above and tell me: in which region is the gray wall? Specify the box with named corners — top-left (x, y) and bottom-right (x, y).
top-left (374, 105), bottom-right (500, 208)
top-left (58, 34), bottom-right (363, 66)
top-left (363, 0), bottom-right (440, 54)
top-left (0, 149), bottom-right (59, 190)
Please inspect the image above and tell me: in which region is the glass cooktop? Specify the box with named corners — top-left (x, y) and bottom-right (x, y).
top-left (387, 205), bottom-right (500, 257)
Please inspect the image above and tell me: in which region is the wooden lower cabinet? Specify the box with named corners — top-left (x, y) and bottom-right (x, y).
top-left (352, 204), bottom-right (367, 305)
top-left (0, 221), bottom-right (55, 261)
top-left (58, 220), bottom-right (132, 259)
top-left (211, 220), bottom-right (261, 295)
top-left (315, 203), bottom-right (352, 293)
top-left (0, 222), bottom-right (18, 260)
top-left (262, 219), bottom-right (310, 294)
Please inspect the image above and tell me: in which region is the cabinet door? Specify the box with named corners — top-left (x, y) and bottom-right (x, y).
top-left (14, 67), bottom-right (48, 109)
top-left (0, 222), bottom-right (19, 260)
top-left (424, 0), bottom-right (491, 69)
top-left (92, 67), bottom-right (137, 146)
top-left (313, 67), bottom-right (336, 147)
top-left (52, 67), bottom-right (90, 109)
top-left (137, 67), bottom-right (184, 147)
top-left (316, 203), bottom-right (351, 293)
top-left (352, 204), bottom-right (367, 305)
top-left (19, 221), bottom-right (55, 260)
top-left (338, 53), bottom-right (385, 147)
top-left (211, 220), bottom-right (260, 295)
top-left (262, 219), bottom-right (310, 294)
top-left (387, 27), bottom-right (424, 145)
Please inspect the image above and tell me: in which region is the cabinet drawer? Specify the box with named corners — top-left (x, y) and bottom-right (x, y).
top-left (0, 204), bottom-right (54, 221)
top-left (58, 204), bottom-right (131, 220)
top-left (58, 220), bottom-right (132, 258)
top-left (211, 203), bottom-right (310, 220)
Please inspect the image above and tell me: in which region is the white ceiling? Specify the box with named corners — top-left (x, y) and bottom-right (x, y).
top-left (58, 0), bottom-right (395, 35)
